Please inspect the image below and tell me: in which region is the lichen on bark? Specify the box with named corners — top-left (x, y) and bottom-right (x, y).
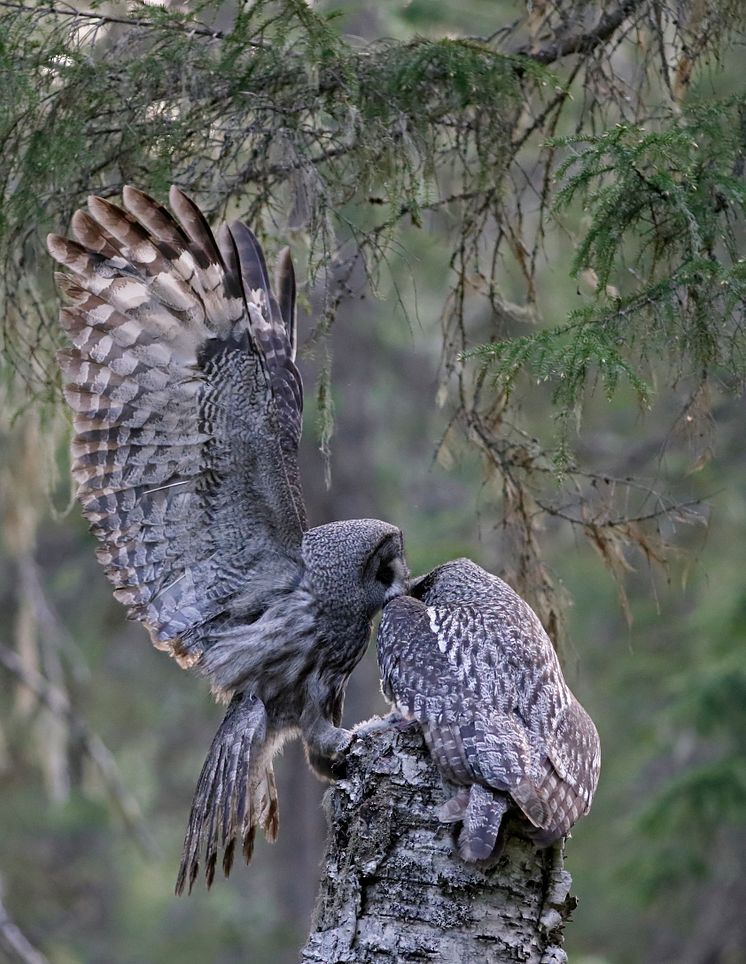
top-left (302, 723), bottom-right (576, 963)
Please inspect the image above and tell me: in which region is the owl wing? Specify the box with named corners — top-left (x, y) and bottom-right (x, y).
top-left (47, 186), bottom-right (307, 670)
top-left (532, 695), bottom-right (601, 841)
top-left (378, 590), bottom-right (600, 839)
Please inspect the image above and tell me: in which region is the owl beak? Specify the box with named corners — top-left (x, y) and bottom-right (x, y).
top-left (383, 556), bottom-right (409, 604)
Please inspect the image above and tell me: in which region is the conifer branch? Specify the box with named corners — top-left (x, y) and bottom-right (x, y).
top-left (0, 0), bottom-right (238, 41)
top-left (514, 0), bottom-right (648, 65)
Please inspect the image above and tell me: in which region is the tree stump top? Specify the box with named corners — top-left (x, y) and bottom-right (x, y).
top-left (302, 723), bottom-right (576, 964)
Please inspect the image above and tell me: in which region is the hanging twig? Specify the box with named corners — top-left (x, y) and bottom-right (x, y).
top-left (0, 0), bottom-right (236, 42)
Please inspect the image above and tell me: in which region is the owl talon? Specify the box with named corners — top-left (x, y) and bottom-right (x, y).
top-left (329, 751), bottom-right (349, 780)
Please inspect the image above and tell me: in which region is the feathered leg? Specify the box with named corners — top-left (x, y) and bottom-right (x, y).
top-left (175, 691), bottom-right (278, 895)
top-left (303, 716), bottom-right (353, 780)
top-left (300, 678), bottom-right (354, 780)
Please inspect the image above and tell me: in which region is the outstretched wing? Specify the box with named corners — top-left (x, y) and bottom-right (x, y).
top-left (48, 186), bottom-right (307, 673)
top-left (378, 585), bottom-right (600, 841)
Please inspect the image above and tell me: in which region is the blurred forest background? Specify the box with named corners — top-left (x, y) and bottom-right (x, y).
top-left (1, 0), bottom-right (746, 962)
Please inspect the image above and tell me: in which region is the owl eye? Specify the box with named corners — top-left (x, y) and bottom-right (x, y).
top-left (376, 561), bottom-right (395, 587)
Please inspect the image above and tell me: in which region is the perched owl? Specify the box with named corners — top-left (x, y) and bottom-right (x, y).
top-left (47, 187), bottom-right (409, 893)
top-left (377, 558), bottom-right (600, 861)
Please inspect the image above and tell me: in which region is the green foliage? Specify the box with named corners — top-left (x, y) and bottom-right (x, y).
top-left (467, 308), bottom-right (649, 409)
top-left (3, 5), bottom-right (746, 959)
top-left (0, 0), bottom-right (530, 393)
top-left (632, 621), bottom-right (746, 899)
top-left (471, 100), bottom-right (746, 423)
top-left (560, 472), bottom-right (746, 959)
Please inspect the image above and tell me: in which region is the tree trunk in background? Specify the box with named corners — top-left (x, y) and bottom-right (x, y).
top-left (301, 725), bottom-right (575, 963)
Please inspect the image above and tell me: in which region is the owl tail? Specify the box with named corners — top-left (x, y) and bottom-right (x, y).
top-left (456, 785), bottom-right (510, 863)
top-left (175, 691), bottom-right (279, 895)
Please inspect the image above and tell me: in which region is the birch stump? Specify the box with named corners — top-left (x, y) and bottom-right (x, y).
top-left (301, 723), bottom-right (575, 964)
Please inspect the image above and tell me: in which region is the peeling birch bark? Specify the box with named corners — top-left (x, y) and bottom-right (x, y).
top-left (301, 723), bottom-right (576, 963)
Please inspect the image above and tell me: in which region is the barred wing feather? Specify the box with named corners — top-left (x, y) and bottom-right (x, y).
top-left (378, 573), bottom-right (600, 845)
top-left (47, 186), bottom-right (307, 670)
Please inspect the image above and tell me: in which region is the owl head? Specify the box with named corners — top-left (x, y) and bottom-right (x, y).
top-left (302, 519), bottom-right (408, 622)
top-left (409, 557), bottom-right (492, 605)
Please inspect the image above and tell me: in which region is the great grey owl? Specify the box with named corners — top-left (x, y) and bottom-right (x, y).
top-left (377, 558), bottom-right (600, 861)
top-left (47, 186), bottom-right (408, 893)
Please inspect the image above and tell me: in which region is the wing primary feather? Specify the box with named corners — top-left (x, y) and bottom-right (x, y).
top-left (168, 186), bottom-right (223, 271)
top-left (227, 221), bottom-right (295, 380)
top-left (72, 208), bottom-right (121, 259)
top-left (122, 185), bottom-right (190, 248)
top-left (216, 222), bottom-right (251, 322)
top-left (275, 247), bottom-right (297, 362)
top-left (227, 220), bottom-right (272, 297)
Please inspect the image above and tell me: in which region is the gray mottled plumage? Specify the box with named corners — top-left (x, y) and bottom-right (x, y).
top-left (377, 558), bottom-right (600, 862)
top-left (47, 187), bottom-right (408, 893)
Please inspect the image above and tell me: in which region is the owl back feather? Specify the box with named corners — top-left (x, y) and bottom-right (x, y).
top-left (378, 561), bottom-right (600, 858)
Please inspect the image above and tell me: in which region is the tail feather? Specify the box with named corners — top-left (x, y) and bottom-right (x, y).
top-left (511, 778), bottom-right (551, 829)
top-left (175, 692), bottom-right (277, 895)
top-left (261, 766), bottom-right (279, 840)
top-left (457, 785), bottom-right (509, 863)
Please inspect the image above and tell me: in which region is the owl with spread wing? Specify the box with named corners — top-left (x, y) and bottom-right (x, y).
top-left (377, 559), bottom-right (600, 861)
top-left (47, 187), bottom-right (408, 893)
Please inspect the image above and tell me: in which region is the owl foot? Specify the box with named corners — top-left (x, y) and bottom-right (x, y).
top-left (304, 721), bottom-right (354, 780)
top-left (354, 711), bottom-right (418, 737)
